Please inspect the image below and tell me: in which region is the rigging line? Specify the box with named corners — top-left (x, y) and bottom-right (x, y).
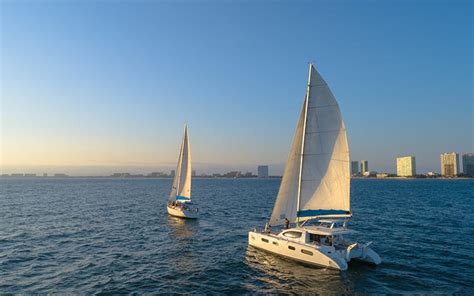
top-left (299, 155), bottom-right (350, 162)
top-left (307, 104), bottom-right (339, 109)
top-left (305, 130), bottom-right (342, 134)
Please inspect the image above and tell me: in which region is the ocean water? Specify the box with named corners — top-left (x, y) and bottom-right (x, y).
top-left (0, 178), bottom-right (473, 294)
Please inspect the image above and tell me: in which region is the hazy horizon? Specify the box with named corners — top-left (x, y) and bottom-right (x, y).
top-left (1, 1), bottom-right (473, 176)
top-left (2, 153), bottom-right (473, 176)
top-left (0, 163), bottom-right (286, 177)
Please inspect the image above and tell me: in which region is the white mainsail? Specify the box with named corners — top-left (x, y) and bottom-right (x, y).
top-left (270, 64), bottom-right (350, 225)
top-left (169, 125), bottom-right (192, 202)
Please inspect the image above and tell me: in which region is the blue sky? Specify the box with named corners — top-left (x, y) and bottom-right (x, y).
top-left (1, 0), bottom-right (472, 175)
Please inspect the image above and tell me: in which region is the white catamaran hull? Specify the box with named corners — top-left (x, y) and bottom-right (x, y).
top-left (249, 231), bottom-right (348, 270)
top-left (167, 205), bottom-right (198, 219)
top-left (248, 231), bottom-right (381, 271)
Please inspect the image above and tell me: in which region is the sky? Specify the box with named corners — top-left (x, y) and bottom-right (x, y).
top-left (1, 0), bottom-right (472, 176)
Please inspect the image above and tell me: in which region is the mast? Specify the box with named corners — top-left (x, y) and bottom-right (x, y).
top-left (175, 124), bottom-right (186, 196)
top-left (296, 64), bottom-right (312, 225)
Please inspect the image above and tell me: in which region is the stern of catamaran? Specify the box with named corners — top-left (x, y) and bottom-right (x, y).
top-left (298, 219), bottom-right (382, 266)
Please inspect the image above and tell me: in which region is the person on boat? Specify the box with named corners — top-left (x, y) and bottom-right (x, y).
top-left (325, 236), bottom-right (332, 246)
top-left (264, 223), bottom-right (271, 233)
top-left (284, 218), bottom-right (289, 229)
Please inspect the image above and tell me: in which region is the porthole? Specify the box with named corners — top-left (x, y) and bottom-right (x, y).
top-left (301, 249), bottom-right (313, 256)
top-left (288, 246), bottom-right (295, 251)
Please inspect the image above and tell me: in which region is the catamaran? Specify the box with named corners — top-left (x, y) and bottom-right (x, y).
top-left (167, 125), bottom-right (198, 219)
top-left (248, 64), bottom-right (381, 271)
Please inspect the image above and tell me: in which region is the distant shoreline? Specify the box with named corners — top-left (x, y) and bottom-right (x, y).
top-left (1, 176), bottom-right (472, 180)
top-left (351, 176), bottom-right (473, 180)
top-left (0, 176), bottom-right (283, 179)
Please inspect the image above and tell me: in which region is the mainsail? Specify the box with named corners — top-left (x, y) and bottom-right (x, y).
top-left (270, 64), bottom-right (350, 225)
top-left (169, 125), bottom-right (192, 202)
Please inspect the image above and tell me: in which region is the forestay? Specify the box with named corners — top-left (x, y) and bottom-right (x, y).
top-left (270, 65), bottom-right (350, 226)
top-left (169, 125), bottom-right (192, 202)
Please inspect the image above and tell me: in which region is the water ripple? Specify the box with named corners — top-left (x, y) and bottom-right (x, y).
top-left (0, 178), bottom-right (473, 293)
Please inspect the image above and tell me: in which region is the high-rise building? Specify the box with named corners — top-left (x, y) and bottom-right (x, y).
top-left (257, 165), bottom-right (269, 178)
top-left (170, 170), bottom-right (176, 177)
top-left (351, 161), bottom-right (359, 175)
top-left (396, 156), bottom-right (416, 177)
top-left (360, 160), bottom-right (369, 174)
top-left (192, 170), bottom-right (196, 177)
top-left (462, 153), bottom-right (474, 176)
top-left (440, 152), bottom-right (459, 177)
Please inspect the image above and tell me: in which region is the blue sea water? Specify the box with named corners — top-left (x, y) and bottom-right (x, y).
top-left (0, 178), bottom-right (473, 294)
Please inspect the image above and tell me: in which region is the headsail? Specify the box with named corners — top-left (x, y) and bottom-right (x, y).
top-left (270, 64), bottom-right (350, 226)
top-left (269, 98), bottom-right (306, 225)
top-left (169, 125), bottom-right (192, 202)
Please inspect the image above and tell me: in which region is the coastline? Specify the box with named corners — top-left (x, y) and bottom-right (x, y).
top-left (1, 176), bottom-right (472, 180)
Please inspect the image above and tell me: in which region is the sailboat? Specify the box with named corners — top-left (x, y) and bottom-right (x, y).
top-left (248, 64), bottom-right (381, 271)
top-left (167, 125), bottom-right (198, 219)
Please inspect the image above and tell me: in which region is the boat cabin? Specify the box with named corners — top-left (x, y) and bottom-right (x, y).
top-left (278, 219), bottom-right (355, 246)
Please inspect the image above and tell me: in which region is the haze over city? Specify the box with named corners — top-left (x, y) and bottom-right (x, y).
top-left (1, 1), bottom-right (472, 176)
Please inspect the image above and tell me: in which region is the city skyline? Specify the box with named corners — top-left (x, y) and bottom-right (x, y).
top-left (1, 1), bottom-right (472, 175)
top-left (3, 151), bottom-right (474, 177)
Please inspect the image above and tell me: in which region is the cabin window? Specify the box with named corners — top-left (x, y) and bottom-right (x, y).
top-left (272, 241), bottom-right (278, 246)
top-left (288, 246), bottom-right (295, 251)
top-left (283, 231), bottom-right (302, 239)
top-left (309, 233), bottom-right (322, 243)
top-left (261, 238), bottom-right (269, 243)
top-left (301, 249), bottom-right (313, 256)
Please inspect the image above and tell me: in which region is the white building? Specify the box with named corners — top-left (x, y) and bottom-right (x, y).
top-left (360, 160), bottom-right (369, 173)
top-left (396, 156), bottom-right (416, 177)
top-left (440, 152), bottom-right (459, 177)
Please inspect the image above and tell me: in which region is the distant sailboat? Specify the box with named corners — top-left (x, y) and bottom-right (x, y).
top-left (248, 64), bottom-right (381, 271)
top-left (167, 125), bottom-right (198, 219)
